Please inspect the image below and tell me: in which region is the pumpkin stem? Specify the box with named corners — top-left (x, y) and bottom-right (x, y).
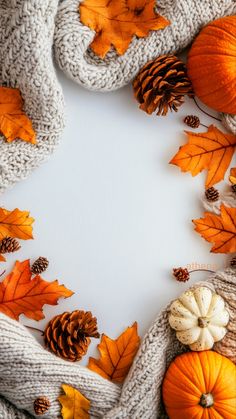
top-left (198, 317), bottom-right (209, 328)
top-left (200, 393), bottom-right (214, 408)
top-left (193, 97), bottom-right (221, 122)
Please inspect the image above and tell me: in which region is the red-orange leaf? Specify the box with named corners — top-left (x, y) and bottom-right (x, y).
top-left (193, 205), bottom-right (236, 253)
top-left (0, 260), bottom-right (73, 320)
top-left (170, 125), bottom-right (236, 188)
top-left (80, 0), bottom-right (170, 58)
top-left (0, 87), bottom-right (36, 144)
top-left (0, 208), bottom-right (34, 240)
top-left (88, 322), bottom-right (140, 382)
top-left (0, 255), bottom-right (6, 262)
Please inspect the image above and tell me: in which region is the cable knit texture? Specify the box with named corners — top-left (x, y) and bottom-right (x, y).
top-left (0, 268), bottom-right (235, 418)
top-left (0, 0), bottom-right (65, 194)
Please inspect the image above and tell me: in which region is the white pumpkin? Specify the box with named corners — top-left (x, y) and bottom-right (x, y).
top-left (169, 286), bottom-right (229, 351)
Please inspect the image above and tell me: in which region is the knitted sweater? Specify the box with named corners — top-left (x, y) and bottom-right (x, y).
top-left (0, 0), bottom-right (64, 194)
top-left (0, 268), bottom-right (235, 418)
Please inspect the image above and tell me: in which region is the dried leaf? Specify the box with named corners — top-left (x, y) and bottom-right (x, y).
top-left (193, 205), bottom-right (236, 253)
top-left (88, 322), bottom-right (140, 382)
top-left (0, 255), bottom-right (6, 262)
top-left (0, 260), bottom-right (73, 320)
top-left (80, 0), bottom-right (170, 58)
top-left (0, 87), bottom-right (36, 144)
top-left (0, 208), bottom-right (34, 240)
top-left (59, 384), bottom-right (90, 419)
top-left (170, 125), bottom-right (236, 188)
top-left (229, 167), bottom-right (236, 185)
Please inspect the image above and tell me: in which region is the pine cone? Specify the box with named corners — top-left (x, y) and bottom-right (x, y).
top-left (173, 267), bottom-right (190, 282)
top-left (205, 187), bottom-right (219, 202)
top-left (44, 310), bottom-right (100, 362)
top-left (230, 257), bottom-right (236, 268)
top-left (184, 115), bottom-right (200, 128)
top-left (0, 237), bottom-right (21, 254)
top-left (31, 257), bottom-right (49, 274)
top-left (133, 55), bottom-right (193, 116)
top-left (34, 397), bottom-right (50, 415)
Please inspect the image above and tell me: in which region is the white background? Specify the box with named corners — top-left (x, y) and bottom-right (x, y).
top-left (1, 69), bottom-right (228, 363)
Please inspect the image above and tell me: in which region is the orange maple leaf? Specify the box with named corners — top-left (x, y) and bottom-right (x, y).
top-left (170, 125), bottom-right (236, 188)
top-left (88, 322), bottom-right (140, 382)
top-left (193, 205), bottom-right (236, 253)
top-left (0, 260), bottom-right (73, 320)
top-left (59, 384), bottom-right (90, 419)
top-left (0, 255), bottom-right (6, 263)
top-left (80, 0), bottom-right (170, 58)
top-left (0, 207), bottom-right (34, 240)
top-left (0, 87), bottom-right (36, 144)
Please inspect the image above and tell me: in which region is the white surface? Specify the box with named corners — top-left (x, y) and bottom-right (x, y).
top-left (1, 70), bottom-right (228, 363)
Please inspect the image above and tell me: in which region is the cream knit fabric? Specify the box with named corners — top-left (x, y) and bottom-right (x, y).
top-left (0, 268), bottom-right (235, 418)
top-left (0, 0), bottom-right (64, 194)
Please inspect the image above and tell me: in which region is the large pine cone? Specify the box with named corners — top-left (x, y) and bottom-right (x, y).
top-left (133, 55), bottom-right (193, 116)
top-left (44, 310), bottom-right (100, 361)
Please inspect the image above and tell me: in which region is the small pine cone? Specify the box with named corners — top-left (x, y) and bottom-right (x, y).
top-left (205, 187), bottom-right (219, 202)
top-left (133, 54), bottom-right (193, 116)
top-left (0, 237), bottom-right (21, 254)
top-left (31, 257), bottom-right (49, 275)
top-left (230, 257), bottom-right (236, 268)
top-left (173, 267), bottom-right (190, 282)
top-left (184, 115), bottom-right (200, 128)
top-left (34, 397), bottom-right (50, 415)
top-left (44, 310), bottom-right (100, 362)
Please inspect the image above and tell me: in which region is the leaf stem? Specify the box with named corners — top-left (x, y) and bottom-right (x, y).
top-left (25, 325), bottom-right (44, 335)
top-left (200, 123), bottom-right (209, 129)
top-left (189, 268), bottom-right (215, 274)
top-left (0, 270), bottom-right (6, 278)
top-left (193, 97), bottom-right (221, 122)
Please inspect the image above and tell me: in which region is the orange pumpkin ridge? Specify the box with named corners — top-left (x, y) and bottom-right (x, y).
top-left (162, 351), bottom-right (236, 419)
top-left (187, 16), bottom-right (236, 115)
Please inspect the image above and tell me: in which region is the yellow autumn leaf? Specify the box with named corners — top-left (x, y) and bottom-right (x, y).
top-left (88, 322), bottom-right (140, 382)
top-left (59, 384), bottom-right (90, 419)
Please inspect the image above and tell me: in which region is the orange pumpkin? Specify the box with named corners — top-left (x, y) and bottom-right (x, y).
top-left (162, 351), bottom-right (236, 419)
top-left (187, 16), bottom-right (236, 115)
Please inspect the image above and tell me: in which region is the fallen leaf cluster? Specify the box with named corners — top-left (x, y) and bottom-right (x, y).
top-left (170, 122), bottom-right (236, 254)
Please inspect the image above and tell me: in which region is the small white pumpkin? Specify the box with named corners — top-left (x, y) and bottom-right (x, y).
top-left (169, 286), bottom-right (229, 351)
